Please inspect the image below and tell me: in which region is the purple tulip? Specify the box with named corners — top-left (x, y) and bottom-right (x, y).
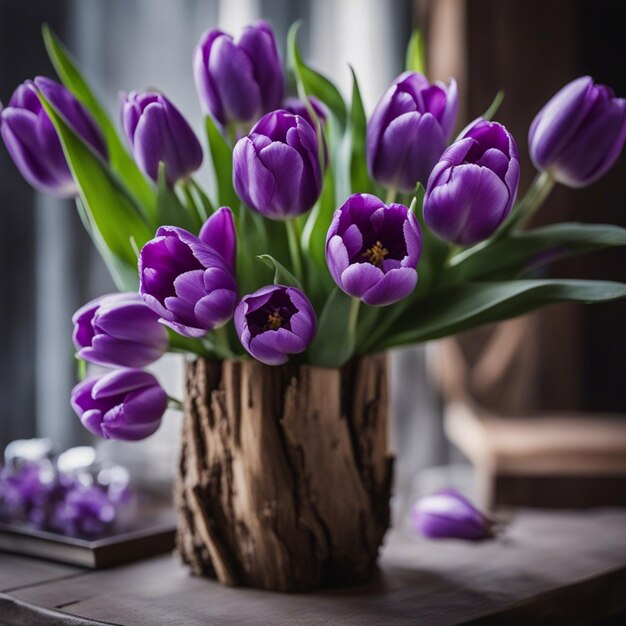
top-left (423, 119), bottom-right (520, 246)
top-left (283, 96), bottom-right (327, 131)
top-left (139, 215), bottom-right (238, 337)
top-left (72, 293), bottom-right (169, 368)
top-left (193, 20), bottom-right (284, 128)
top-left (326, 193), bottom-right (422, 306)
top-left (234, 285), bottom-right (317, 365)
top-left (0, 77), bottom-right (107, 197)
top-left (411, 489), bottom-right (494, 541)
top-left (233, 110), bottom-right (323, 219)
top-left (121, 91), bottom-right (203, 185)
top-left (529, 76), bottom-right (626, 188)
top-left (71, 369), bottom-right (167, 441)
top-left (367, 71), bottom-right (458, 192)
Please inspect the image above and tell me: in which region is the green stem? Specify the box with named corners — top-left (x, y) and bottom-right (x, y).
top-left (214, 325), bottom-right (232, 358)
top-left (285, 219), bottom-right (304, 284)
top-left (348, 297), bottom-right (361, 339)
top-left (385, 186), bottom-right (398, 204)
top-left (167, 395), bottom-right (183, 411)
top-left (503, 170), bottom-right (555, 234)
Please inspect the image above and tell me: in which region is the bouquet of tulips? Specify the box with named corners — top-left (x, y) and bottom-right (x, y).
top-left (2, 22), bottom-right (625, 442)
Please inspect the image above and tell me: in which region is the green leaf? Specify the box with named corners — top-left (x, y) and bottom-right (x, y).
top-left (378, 279), bottom-right (626, 350)
top-left (481, 90), bottom-right (505, 121)
top-left (190, 178), bottom-right (215, 218)
top-left (307, 288), bottom-right (357, 367)
top-left (39, 92), bottom-right (152, 271)
top-left (75, 199), bottom-right (139, 291)
top-left (236, 204), bottom-right (269, 294)
top-left (348, 66), bottom-right (372, 194)
top-left (156, 163), bottom-right (200, 232)
top-left (42, 25), bottom-right (156, 222)
top-left (302, 165), bottom-right (335, 273)
top-left (257, 255), bottom-right (303, 290)
top-left (449, 223), bottom-right (626, 282)
top-left (205, 115), bottom-right (239, 209)
top-left (287, 21), bottom-right (347, 130)
top-left (405, 30), bottom-right (426, 74)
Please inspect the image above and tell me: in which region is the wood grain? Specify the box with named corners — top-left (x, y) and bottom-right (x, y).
top-left (175, 355), bottom-right (392, 591)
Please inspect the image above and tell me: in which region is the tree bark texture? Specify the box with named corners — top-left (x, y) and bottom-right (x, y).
top-left (175, 354), bottom-right (392, 592)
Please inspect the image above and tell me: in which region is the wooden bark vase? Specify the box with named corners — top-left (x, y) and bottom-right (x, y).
top-left (175, 353), bottom-right (392, 592)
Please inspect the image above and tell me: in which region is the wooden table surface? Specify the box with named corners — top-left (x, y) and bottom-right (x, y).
top-left (1, 508), bottom-right (625, 625)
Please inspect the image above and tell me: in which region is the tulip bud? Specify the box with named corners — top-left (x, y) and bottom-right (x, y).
top-left (529, 76), bottom-right (626, 188)
top-left (367, 72), bottom-right (458, 192)
top-left (423, 119), bottom-right (520, 246)
top-left (193, 20), bottom-right (284, 128)
top-left (0, 77), bottom-right (107, 197)
top-left (121, 91), bottom-right (203, 185)
top-left (234, 285), bottom-right (317, 365)
top-left (233, 110), bottom-right (323, 219)
top-left (71, 369), bottom-right (167, 441)
top-left (411, 489), bottom-right (494, 541)
top-left (326, 193), bottom-right (422, 306)
top-left (72, 292), bottom-right (169, 368)
top-left (139, 218), bottom-right (238, 338)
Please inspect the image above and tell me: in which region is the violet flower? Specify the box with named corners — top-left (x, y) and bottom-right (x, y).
top-left (72, 293), bottom-right (169, 368)
top-left (529, 76), bottom-right (626, 188)
top-left (121, 91), bottom-right (203, 185)
top-left (367, 71), bottom-right (458, 192)
top-left (411, 489), bottom-right (494, 541)
top-left (326, 193), bottom-right (422, 306)
top-left (0, 77), bottom-right (106, 197)
top-left (139, 212), bottom-right (238, 338)
top-left (233, 110), bottom-right (323, 219)
top-left (423, 118), bottom-right (520, 246)
top-left (194, 20), bottom-right (284, 128)
top-left (71, 369), bottom-right (167, 441)
top-left (234, 285), bottom-right (317, 365)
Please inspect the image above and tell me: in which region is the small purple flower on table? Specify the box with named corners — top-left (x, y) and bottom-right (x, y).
top-left (121, 91), bottom-right (203, 185)
top-left (367, 71), bottom-right (458, 192)
top-left (194, 20), bottom-right (284, 129)
top-left (0, 77), bottom-right (106, 197)
top-left (326, 193), bottom-right (422, 306)
top-left (233, 110), bottom-right (323, 219)
top-left (139, 210), bottom-right (238, 338)
top-left (51, 484), bottom-right (116, 538)
top-left (72, 293), bottom-right (169, 368)
top-left (411, 489), bottom-right (494, 541)
top-left (423, 118), bottom-right (520, 246)
top-left (71, 369), bottom-right (167, 441)
top-left (529, 76), bottom-right (626, 188)
top-left (235, 285), bottom-right (317, 365)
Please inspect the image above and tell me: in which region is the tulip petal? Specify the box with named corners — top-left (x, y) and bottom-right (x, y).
top-left (362, 267), bottom-right (417, 306)
top-left (248, 332), bottom-right (289, 365)
top-left (340, 263), bottom-right (384, 298)
top-left (257, 142), bottom-right (304, 216)
top-left (198, 207), bottom-right (237, 272)
top-left (92, 369), bottom-right (157, 399)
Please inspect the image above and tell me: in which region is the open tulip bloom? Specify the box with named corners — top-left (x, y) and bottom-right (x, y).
top-left (3, 22), bottom-right (626, 441)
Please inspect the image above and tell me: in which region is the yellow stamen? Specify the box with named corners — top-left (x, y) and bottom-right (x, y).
top-left (266, 311), bottom-right (282, 330)
top-left (362, 240), bottom-right (389, 267)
